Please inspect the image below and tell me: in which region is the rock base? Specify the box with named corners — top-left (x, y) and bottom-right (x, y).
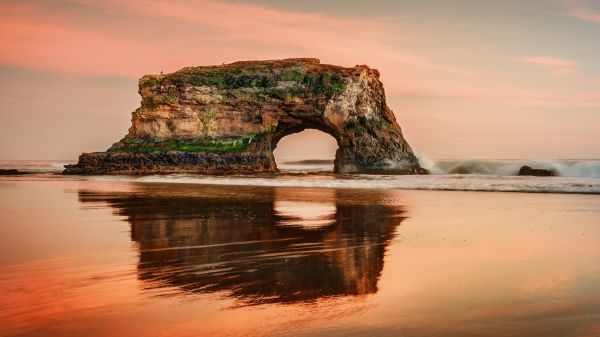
top-left (63, 152), bottom-right (275, 175)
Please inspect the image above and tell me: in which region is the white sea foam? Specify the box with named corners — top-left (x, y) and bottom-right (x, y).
top-left (416, 156), bottom-right (600, 178)
top-left (0, 160), bottom-right (72, 173)
top-left (91, 173), bottom-right (600, 194)
top-left (4, 159), bottom-right (600, 194)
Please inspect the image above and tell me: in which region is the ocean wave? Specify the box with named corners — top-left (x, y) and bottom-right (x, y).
top-left (93, 173), bottom-right (600, 194)
top-left (416, 156), bottom-right (600, 178)
top-left (282, 157), bottom-right (600, 178)
top-left (4, 159), bottom-right (600, 194)
top-left (6, 158), bottom-right (599, 178)
top-left (0, 161), bottom-right (71, 173)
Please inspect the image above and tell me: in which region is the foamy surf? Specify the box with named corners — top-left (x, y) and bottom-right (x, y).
top-left (0, 160), bottom-right (73, 173)
top-left (90, 173), bottom-right (600, 194)
top-left (417, 157), bottom-right (600, 178)
top-left (3, 159), bottom-right (600, 194)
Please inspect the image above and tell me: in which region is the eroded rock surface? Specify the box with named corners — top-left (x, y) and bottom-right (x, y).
top-left (64, 58), bottom-right (425, 175)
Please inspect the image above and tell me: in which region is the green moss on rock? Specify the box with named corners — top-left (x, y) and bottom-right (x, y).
top-left (164, 69), bottom-right (277, 90)
top-left (142, 95), bottom-right (178, 109)
top-left (279, 69), bottom-right (305, 82)
top-left (144, 65), bottom-right (348, 101)
top-left (140, 77), bottom-right (159, 89)
top-left (355, 126), bottom-right (367, 136)
top-left (109, 134), bottom-right (259, 154)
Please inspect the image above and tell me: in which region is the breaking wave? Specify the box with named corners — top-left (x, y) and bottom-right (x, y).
top-left (3, 159), bottom-right (600, 194)
top-left (0, 160), bottom-right (72, 173)
top-left (94, 173), bottom-right (600, 194)
top-left (417, 156), bottom-right (600, 178)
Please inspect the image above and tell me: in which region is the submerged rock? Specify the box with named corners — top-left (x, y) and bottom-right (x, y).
top-left (518, 165), bottom-right (555, 176)
top-left (0, 169), bottom-right (24, 175)
top-left (64, 58), bottom-right (425, 175)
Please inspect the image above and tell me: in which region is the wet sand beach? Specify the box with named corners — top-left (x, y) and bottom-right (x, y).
top-left (0, 175), bottom-right (599, 336)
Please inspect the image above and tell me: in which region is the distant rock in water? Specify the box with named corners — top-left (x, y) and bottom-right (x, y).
top-left (64, 58), bottom-right (425, 175)
top-left (284, 159), bottom-right (334, 165)
top-left (0, 169), bottom-right (24, 175)
top-left (518, 165), bottom-right (555, 177)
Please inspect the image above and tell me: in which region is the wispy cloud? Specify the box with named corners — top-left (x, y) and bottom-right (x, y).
top-left (515, 56), bottom-right (578, 75)
top-left (0, 0), bottom-right (597, 111)
top-left (0, 0), bottom-right (464, 77)
top-left (570, 7), bottom-right (600, 23)
top-left (391, 81), bottom-right (600, 108)
top-left (564, 0), bottom-right (600, 23)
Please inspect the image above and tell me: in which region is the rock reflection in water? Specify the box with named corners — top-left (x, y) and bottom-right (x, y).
top-left (78, 184), bottom-right (404, 305)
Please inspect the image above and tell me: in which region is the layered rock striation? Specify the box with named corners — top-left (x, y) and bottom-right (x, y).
top-left (64, 58), bottom-right (425, 175)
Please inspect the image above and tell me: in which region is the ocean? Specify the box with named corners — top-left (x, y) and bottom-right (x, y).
top-left (3, 158), bottom-right (600, 194)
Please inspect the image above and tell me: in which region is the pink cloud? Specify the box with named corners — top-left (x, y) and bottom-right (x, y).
top-left (515, 56), bottom-right (578, 75)
top-left (0, 0), bottom-right (463, 77)
top-left (390, 81), bottom-right (600, 108)
top-left (570, 7), bottom-right (600, 23)
top-left (0, 0), bottom-right (597, 111)
top-left (565, 0), bottom-right (600, 23)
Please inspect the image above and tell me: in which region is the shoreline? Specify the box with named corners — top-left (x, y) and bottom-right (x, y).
top-left (2, 171), bottom-right (600, 195)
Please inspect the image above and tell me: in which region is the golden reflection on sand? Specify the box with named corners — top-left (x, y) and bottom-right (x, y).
top-left (76, 185), bottom-right (404, 305)
top-left (274, 188), bottom-right (337, 228)
top-left (0, 179), bottom-right (599, 337)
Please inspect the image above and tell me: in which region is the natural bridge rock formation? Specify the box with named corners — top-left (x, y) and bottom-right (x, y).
top-left (64, 58), bottom-right (425, 175)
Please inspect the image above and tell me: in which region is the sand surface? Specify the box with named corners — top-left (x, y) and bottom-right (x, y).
top-left (0, 176), bottom-right (599, 336)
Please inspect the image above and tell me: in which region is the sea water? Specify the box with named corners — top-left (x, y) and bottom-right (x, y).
top-left (2, 159), bottom-right (600, 194)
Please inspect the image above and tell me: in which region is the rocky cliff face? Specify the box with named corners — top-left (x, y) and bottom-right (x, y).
top-left (64, 58), bottom-right (425, 174)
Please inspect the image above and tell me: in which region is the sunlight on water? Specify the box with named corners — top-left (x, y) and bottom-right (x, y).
top-left (274, 201), bottom-right (337, 228)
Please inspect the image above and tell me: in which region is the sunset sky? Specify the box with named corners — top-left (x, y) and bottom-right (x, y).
top-left (1, 0), bottom-right (599, 160)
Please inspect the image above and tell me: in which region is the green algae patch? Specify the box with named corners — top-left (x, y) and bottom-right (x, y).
top-left (142, 95), bottom-right (178, 109)
top-left (343, 116), bottom-right (388, 137)
top-left (147, 64), bottom-right (348, 100)
top-left (164, 68), bottom-right (277, 90)
top-left (109, 134), bottom-right (259, 154)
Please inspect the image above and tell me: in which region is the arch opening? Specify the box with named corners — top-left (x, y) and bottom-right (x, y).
top-left (273, 129), bottom-right (339, 172)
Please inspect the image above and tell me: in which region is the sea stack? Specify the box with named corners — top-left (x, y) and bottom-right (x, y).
top-left (64, 58), bottom-right (425, 175)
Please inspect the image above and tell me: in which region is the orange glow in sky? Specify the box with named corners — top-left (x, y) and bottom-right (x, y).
top-left (0, 0), bottom-right (599, 160)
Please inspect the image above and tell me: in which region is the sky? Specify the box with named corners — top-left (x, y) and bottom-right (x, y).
top-left (0, 0), bottom-right (599, 160)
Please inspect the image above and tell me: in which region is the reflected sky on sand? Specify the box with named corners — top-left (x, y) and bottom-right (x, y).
top-left (0, 178), bottom-right (599, 336)
top-left (77, 185), bottom-right (404, 305)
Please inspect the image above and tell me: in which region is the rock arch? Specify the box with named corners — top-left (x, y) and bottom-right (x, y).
top-left (65, 58), bottom-right (426, 175)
